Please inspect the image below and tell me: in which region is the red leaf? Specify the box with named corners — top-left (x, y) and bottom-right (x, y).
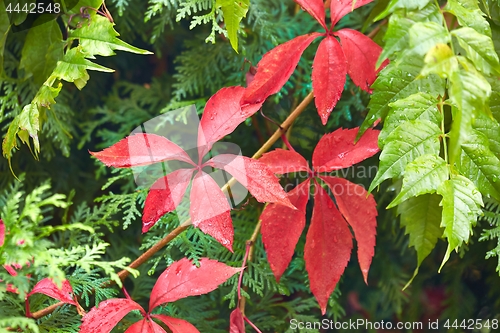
top-left (330, 0), bottom-right (374, 26)
top-left (80, 299), bottom-right (146, 333)
top-left (90, 133), bottom-right (194, 168)
top-left (241, 33), bottom-right (322, 107)
top-left (312, 127), bottom-right (380, 172)
top-left (198, 86), bottom-right (262, 159)
top-left (152, 315), bottom-right (200, 333)
top-left (190, 171), bottom-right (234, 251)
top-left (142, 168), bottom-right (194, 233)
top-left (312, 35), bottom-right (347, 125)
top-left (27, 278), bottom-right (76, 306)
top-left (304, 181), bottom-right (352, 315)
top-left (294, 0), bottom-right (326, 30)
top-left (321, 176), bottom-right (377, 283)
top-left (124, 319), bottom-right (166, 333)
top-left (0, 219), bottom-right (4, 247)
top-left (335, 29), bottom-right (384, 92)
top-left (229, 308), bottom-right (245, 333)
top-left (261, 180), bottom-right (310, 281)
top-left (206, 154), bottom-right (294, 209)
top-left (149, 258), bottom-right (241, 310)
top-left (258, 149), bottom-right (310, 174)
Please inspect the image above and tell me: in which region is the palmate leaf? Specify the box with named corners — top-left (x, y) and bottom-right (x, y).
top-left (330, 0), bottom-right (374, 26)
top-left (359, 50), bottom-right (445, 136)
top-left (459, 130), bottom-right (500, 201)
top-left (397, 193), bottom-right (443, 280)
top-left (369, 120), bottom-right (442, 192)
top-left (124, 319), bottom-right (166, 333)
top-left (295, 0), bottom-right (326, 30)
top-left (437, 175), bottom-right (483, 270)
top-left (311, 36), bottom-right (347, 125)
top-left (451, 27), bottom-right (500, 75)
top-left (304, 181), bottom-right (352, 315)
top-left (215, 0), bottom-right (249, 52)
top-left (152, 315), bottom-right (200, 333)
top-left (388, 154), bottom-right (448, 208)
top-left (380, 92), bottom-right (441, 146)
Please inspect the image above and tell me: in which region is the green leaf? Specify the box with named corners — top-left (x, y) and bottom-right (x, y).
top-left (2, 117), bottom-right (20, 161)
top-left (398, 193), bottom-right (443, 284)
top-left (0, 4), bottom-right (10, 77)
top-left (374, 0), bottom-right (431, 21)
top-left (380, 92), bottom-right (441, 146)
top-left (360, 50), bottom-right (445, 136)
top-left (448, 67), bottom-right (491, 165)
top-left (452, 27), bottom-right (500, 75)
top-left (17, 104), bottom-right (40, 156)
top-left (444, 0), bottom-right (491, 37)
top-left (19, 19), bottom-right (64, 85)
top-left (460, 130), bottom-right (500, 201)
top-left (421, 43), bottom-right (459, 78)
top-left (69, 15), bottom-right (153, 56)
top-left (216, 0), bottom-right (249, 52)
top-left (388, 154), bottom-right (448, 208)
top-left (407, 21), bottom-right (450, 57)
top-left (46, 46), bottom-right (114, 90)
top-left (369, 120), bottom-right (442, 192)
top-left (377, 14), bottom-right (413, 67)
top-left (472, 112), bottom-right (500, 157)
top-left (437, 175), bottom-right (483, 271)
top-left (489, 76), bottom-right (500, 122)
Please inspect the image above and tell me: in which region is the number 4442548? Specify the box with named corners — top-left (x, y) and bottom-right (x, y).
top-left (5, 2), bottom-right (61, 14)
top-left (443, 319), bottom-right (498, 330)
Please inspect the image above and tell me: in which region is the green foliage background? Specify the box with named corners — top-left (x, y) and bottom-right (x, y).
top-left (0, 0), bottom-right (500, 332)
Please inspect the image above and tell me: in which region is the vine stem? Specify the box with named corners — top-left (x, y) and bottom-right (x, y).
top-left (31, 91), bottom-right (314, 320)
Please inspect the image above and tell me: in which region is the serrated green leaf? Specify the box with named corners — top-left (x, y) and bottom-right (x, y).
top-left (17, 104), bottom-right (40, 156)
top-left (407, 21), bottom-right (450, 58)
top-left (381, 92), bottom-right (441, 146)
top-left (47, 46), bottom-right (113, 90)
top-left (216, 0), bottom-right (249, 52)
top-left (437, 175), bottom-right (483, 271)
top-left (369, 120), bottom-right (442, 192)
top-left (472, 112), bottom-right (500, 157)
top-left (448, 68), bottom-right (491, 165)
top-left (444, 0), bottom-right (491, 37)
top-left (421, 43), bottom-right (459, 78)
top-left (398, 193), bottom-right (442, 283)
top-left (377, 14), bottom-right (413, 67)
top-left (2, 117), bottom-right (20, 160)
top-left (360, 50), bottom-right (445, 137)
top-left (69, 15), bottom-right (152, 56)
top-left (489, 76), bottom-right (500, 122)
top-left (0, 4), bottom-right (10, 77)
top-left (388, 154), bottom-right (448, 208)
top-left (452, 27), bottom-right (500, 75)
top-left (374, 0), bottom-right (431, 21)
top-left (19, 19), bottom-right (64, 85)
top-left (460, 130), bottom-right (500, 201)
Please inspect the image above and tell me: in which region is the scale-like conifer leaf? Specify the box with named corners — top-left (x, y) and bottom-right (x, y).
top-left (304, 181), bottom-right (352, 315)
top-left (312, 35), bottom-right (347, 125)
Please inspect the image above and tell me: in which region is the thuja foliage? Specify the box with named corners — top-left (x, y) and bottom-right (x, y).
top-left (1, 0), bottom-right (500, 332)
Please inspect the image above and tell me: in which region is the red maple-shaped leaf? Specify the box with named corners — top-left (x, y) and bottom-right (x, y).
top-left (335, 29), bottom-right (384, 92)
top-left (312, 35), bottom-right (347, 125)
top-left (89, 133), bottom-right (194, 167)
top-left (312, 127), bottom-right (380, 172)
top-left (124, 319), bottom-right (166, 333)
top-left (80, 299), bottom-right (146, 333)
top-left (198, 86), bottom-right (262, 158)
top-left (304, 181), bottom-right (353, 315)
top-left (190, 171), bottom-right (233, 251)
top-left (229, 308), bottom-right (246, 333)
top-left (207, 154), bottom-right (294, 208)
top-left (152, 315), bottom-right (200, 333)
top-left (321, 176), bottom-right (377, 283)
top-left (149, 258), bottom-right (241, 309)
top-left (330, 0), bottom-right (374, 26)
top-left (0, 219), bottom-right (4, 247)
top-left (295, 0), bottom-right (326, 30)
top-left (240, 33), bottom-right (322, 107)
top-left (258, 149), bottom-right (309, 174)
top-left (27, 278), bottom-right (76, 306)
top-left (261, 180), bottom-right (310, 281)
top-left (142, 168), bottom-right (194, 233)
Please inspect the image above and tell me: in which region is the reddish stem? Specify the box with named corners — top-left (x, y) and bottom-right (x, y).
top-left (237, 241), bottom-right (252, 301)
top-left (244, 316), bottom-right (263, 333)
